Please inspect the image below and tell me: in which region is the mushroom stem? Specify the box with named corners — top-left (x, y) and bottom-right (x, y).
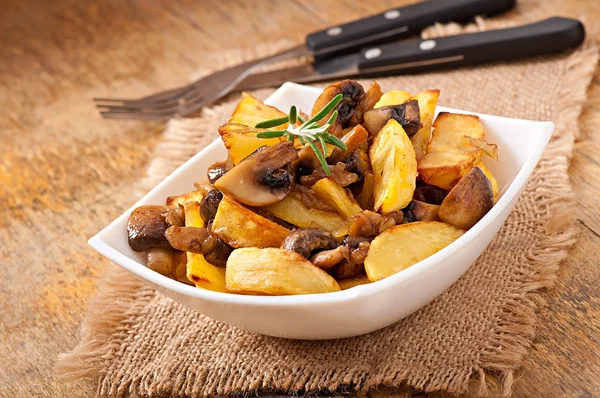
top-left (310, 246), bottom-right (350, 270)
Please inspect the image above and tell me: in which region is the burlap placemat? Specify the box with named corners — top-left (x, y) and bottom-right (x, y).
top-left (57, 5), bottom-right (599, 397)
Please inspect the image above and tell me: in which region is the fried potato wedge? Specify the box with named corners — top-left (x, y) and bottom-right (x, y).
top-left (338, 275), bottom-right (372, 290)
top-left (265, 196), bottom-right (349, 238)
top-left (418, 112), bottom-right (486, 190)
top-left (375, 90), bottom-right (412, 108)
top-left (410, 89), bottom-right (440, 161)
top-left (226, 248), bottom-right (341, 295)
top-left (184, 201), bottom-right (228, 292)
top-left (219, 123), bottom-right (283, 165)
top-left (365, 221), bottom-right (464, 281)
top-left (356, 171), bottom-right (375, 210)
top-left (166, 190), bottom-right (204, 207)
top-left (370, 119), bottom-right (417, 214)
top-left (212, 195), bottom-right (289, 248)
top-left (313, 177), bottom-right (363, 218)
top-left (438, 166), bottom-right (494, 229)
top-left (219, 92), bottom-right (288, 164)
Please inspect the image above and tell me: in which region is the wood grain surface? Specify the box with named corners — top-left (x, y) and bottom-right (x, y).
top-left (1, 0), bottom-right (599, 397)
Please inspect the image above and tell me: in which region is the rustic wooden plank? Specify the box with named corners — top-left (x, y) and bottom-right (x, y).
top-left (513, 226), bottom-right (600, 397)
top-left (0, 0), bottom-right (599, 397)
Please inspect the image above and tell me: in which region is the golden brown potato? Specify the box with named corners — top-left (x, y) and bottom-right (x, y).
top-left (438, 166), bottom-right (494, 229)
top-left (183, 201), bottom-right (228, 292)
top-left (417, 112), bottom-right (486, 190)
top-left (225, 248), bottom-right (341, 295)
top-left (264, 196), bottom-right (349, 238)
top-left (356, 171), bottom-right (375, 210)
top-left (364, 221), bottom-right (465, 281)
top-left (409, 90), bottom-right (440, 161)
top-left (369, 119), bottom-right (417, 214)
top-left (218, 92), bottom-right (288, 164)
top-left (312, 177), bottom-right (363, 218)
top-left (375, 90), bottom-right (412, 108)
top-left (211, 195), bottom-right (290, 248)
top-left (338, 275), bottom-right (371, 290)
top-left (166, 190), bottom-right (205, 207)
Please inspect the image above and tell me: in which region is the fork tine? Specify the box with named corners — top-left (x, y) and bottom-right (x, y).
top-left (100, 110), bottom-right (179, 120)
top-left (94, 85), bottom-right (194, 107)
top-left (97, 84), bottom-right (208, 118)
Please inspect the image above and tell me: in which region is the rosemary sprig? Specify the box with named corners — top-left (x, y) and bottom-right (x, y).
top-left (254, 94), bottom-right (347, 175)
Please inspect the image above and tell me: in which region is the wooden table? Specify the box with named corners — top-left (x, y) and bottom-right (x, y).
top-left (1, 1), bottom-right (599, 397)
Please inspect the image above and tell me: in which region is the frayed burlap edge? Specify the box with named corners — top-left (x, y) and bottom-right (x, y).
top-left (57, 42), bottom-right (599, 398)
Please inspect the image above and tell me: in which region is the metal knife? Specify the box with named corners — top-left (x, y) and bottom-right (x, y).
top-left (95, 0), bottom-right (516, 120)
top-left (234, 17), bottom-right (585, 92)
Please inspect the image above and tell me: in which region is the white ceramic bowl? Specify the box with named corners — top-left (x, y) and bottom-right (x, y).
top-left (89, 82), bottom-right (553, 340)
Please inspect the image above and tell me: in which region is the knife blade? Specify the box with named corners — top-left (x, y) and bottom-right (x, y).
top-left (234, 17), bottom-right (585, 92)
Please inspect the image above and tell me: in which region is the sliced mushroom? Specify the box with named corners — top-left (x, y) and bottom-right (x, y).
top-left (363, 100), bottom-right (421, 137)
top-left (203, 238), bottom-right (233, 267)
top-left (378, 211), bottom-right (404, 233)
top-left (146, 248), bottom-right (174, 276)
top-left (128, 205), bottom-right (172, 252)
top-left (300, 162), bottom-right (358, 187)
top-left (347, 210), bottom-right (382, 237)
top-left (214, 141), bottom-right (298, 206)
top-left (311, 80), bottom-right (366, 136)
top-left (164, 226), bottom-right (216, 254)
top-left (413, 183), bottom-right (448, 205)
top-left (328, 125), bottom-right (369, 164)
top-left (207, 161), bottom-right (228, 184)
top-left (310, 245), bottom-right (350, 270)
top-left (280, 228), bottom-right (337, 259)
top-left (287, 184), bottom-right (337, 212)
top-left (332, 236), bottom-right (371, 279)
top-left (162, 206), bottom-right (185, 227)
top-left (200, 190), bottom-right (223, 222)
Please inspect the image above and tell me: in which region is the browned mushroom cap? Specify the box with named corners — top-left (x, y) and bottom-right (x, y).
top-left (206, 161), bottom-right (228, 184)
top-left (413, 183), bottom-right (447, 205)
top-left (128, 205), bottom-right (172, 252)
top-left (165, 226), bottom-right (216, 254)
top-left (203, 238), bottom-right (233, 267)
top-left (162, 206), bottom-right (185, 227)
top-left (287, 184), bottom-right (337, 212)
top-left (327, 125), bottom-right (369, 164)
top-left (280, 228), bottom-right (337, 259)
top-left (363, 100), bottom-right (421, 137)
top-left (214, 141), bottom-right (298, 206)
top-left (311, 80), bottom-right (365, 136)
top-left (331, 236), bottom-right (372, 279)
top-left (146, 248), bottom-right (174, 276)
top-left (310, 246), bottom-right (350, 270)
top-left (200, 190), bottom-right (223, 222)
top-left (300, 162), bottom-right (358, 187)
top-left (347, 210), bottom-right (382, 237)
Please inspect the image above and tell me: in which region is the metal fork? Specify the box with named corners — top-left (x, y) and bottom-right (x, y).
top-left (94, 45), bottom-right (309, 120)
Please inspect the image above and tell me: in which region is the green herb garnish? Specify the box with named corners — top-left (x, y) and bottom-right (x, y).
top-left (254, 94), bottom-right (347, 175)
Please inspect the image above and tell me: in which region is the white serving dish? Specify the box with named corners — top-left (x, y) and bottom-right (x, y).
top-left (89, 82), bottom-right (553, 340)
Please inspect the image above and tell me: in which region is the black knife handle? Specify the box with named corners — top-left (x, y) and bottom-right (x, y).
top-left (357, 17), bottom-right (585, 74)
top-left (305, 0), bottom-right (515, 56)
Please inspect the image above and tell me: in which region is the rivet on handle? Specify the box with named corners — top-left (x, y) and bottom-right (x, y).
top-left (327, 27), bottom-right (343, 36)
top-left (364, 48), bottom-right (382, 59)
top-left (384, 10), bottom-right (401, 19)
top-left (419, 40), bottom-right (437, 51)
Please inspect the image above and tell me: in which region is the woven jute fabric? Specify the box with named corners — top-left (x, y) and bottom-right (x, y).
top-left (57, 3), bottom-right (599, 397)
